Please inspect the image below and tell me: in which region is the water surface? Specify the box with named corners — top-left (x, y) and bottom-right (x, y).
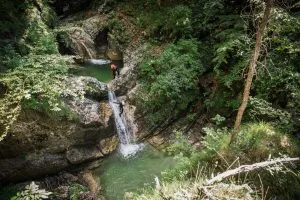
top-left (70, 60), bottom-right (123, 82)
top-left (93, 145), bottom-right (174, 200)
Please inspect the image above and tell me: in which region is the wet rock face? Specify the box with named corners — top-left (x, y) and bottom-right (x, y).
top-left (57, 27), bottom-right (97, 58)
top-left (66, 146), bottom-right (104, 164)
top-left (108, 44), bottom-right (147, 96)
top-left (0, 76), bottom-right (117, 185)
top-left (107, 45), bottom-right (150, 142)
top-left (57, 14), bottom-right (109, 59)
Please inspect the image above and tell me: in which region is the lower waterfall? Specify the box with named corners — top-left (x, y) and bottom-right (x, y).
top-left (108, 91), bottom-right (143, 158)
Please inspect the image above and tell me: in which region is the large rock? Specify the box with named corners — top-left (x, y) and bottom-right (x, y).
top-left (66, 146), bottom-right (103, 164)
top-left (57, 27), bottom-right (97, 59)
top-left (0, 76), bottom-right (118, 185)
top-left (57, 14), bottom-right (109, 58)
top-left (107, 45), bottom-right (149, 142)
top-left (108, 44), bottom-right (147, 96)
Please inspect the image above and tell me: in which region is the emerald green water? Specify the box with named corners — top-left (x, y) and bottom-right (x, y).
top-left (70, 60), bottom-right (123, 83)
top-left (70, 63), bottom-right (113, 82)
top-left (71, 61), bottom-right (174, 199)
top-left (93, 145), bottom-right (175, 200)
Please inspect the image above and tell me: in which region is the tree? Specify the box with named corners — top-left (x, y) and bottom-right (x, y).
top-left (232, 0), bottom-right (273, 140)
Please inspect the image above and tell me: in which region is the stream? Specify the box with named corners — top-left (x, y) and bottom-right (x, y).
top-left (74, 60), bottom-right (175, 199)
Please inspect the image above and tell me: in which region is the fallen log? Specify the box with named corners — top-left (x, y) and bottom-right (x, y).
top-left (205, 157), bottom-right (300, 185)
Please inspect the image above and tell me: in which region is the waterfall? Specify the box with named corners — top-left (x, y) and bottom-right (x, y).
top-left (108, 91), bottom-right (143, 158)
top-left (79, 41), bottom-right (94, 59)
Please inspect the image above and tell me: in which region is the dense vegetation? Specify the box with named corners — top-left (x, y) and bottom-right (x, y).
top-left (134, 0), bottom-right (300, 135)
top-left (129, 0), bottom-right (300, 199)
top-left (0, 0), bottom-right (76, 141)
top-left (0, 0), bottom-right (299, 199)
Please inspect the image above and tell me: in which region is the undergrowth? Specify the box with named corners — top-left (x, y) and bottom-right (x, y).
top-left (133, 122), bottom-right (300, 199)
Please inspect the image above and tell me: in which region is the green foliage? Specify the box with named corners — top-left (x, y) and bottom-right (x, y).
top-left (68, 183), bottom-right (88, 200)
top-left (201, 127), bottom-right (230, 155)
top-left (247, 97), bottom-right (293, 131)
top-left (166, 131), bottom-right (195, 157)
top-left (163, 123), bottom-right (299, 179)
top-left (0, 0), bottom-right (27, 40)
top-left (18, 5), bottom-right (58, 55)
top-left (0, 54), bottom-right (70, 140)
top-left (163, 131), bottom-right (201, 181)
top-left (135, 5), bottom-right (192, 40)
top-left (138, 39), bottom-right (203, 127)
top-left (229, 123), bottom-right (299, 162)
top-left (11, 182), bottom-right (52, 200)
top-left (107, 15), bottom-right (132, 51)
top-left (211, 114), bottom-right (226, 126)
top-left (0, 1), bottom-right (69, 140)
top-left (202, 123), bottom-right (299, 164)
top-left (213, 34), bottom-right (250, 88)
top-left (161, 123), bottom-right (300, 198)
top-left (252, 8), bottom-right (300, 132)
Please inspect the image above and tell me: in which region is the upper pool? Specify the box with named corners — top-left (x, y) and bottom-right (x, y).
top-left (70, 60), bottom-right (123, 83)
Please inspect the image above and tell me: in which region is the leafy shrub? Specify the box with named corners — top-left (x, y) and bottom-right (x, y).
top-left (202, 123), bottom-right (299, 164)
top-left (107, 15), bottom-right (132, 51)
top-left (211, 114), bottom-right (226, 126)
top-left (0, 54), bottom-right (69, 140)
top-left (166, 131), bottom-right (195, 157)
top-left (69, 183), bottom-right (88, 200)
top-left (136, 5), bottom-right (192, 40)
top-left (201, 127), bottom-right (230, 156)
top-left (138, 39), bottom-right (203, 127)
top-left (161, 123), bottom-right (300, 198)
top-left (247, 97), bottom-right (293, 131)
top-left (254, 63), bottom-right (300, 132)
top-left (15, 3), bottom-right (59, 55)
top-left (11, 182), bottom-right (52, 200)
top-left (0, 0), bottom-right (71, 140)
top-left (162, 122), bottom-right (299, 179)
top-left (163, 131), bottom-right (202, 181)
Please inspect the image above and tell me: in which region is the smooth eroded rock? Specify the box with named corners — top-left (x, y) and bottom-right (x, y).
top-left (66, 146), bottom-right (104, 164)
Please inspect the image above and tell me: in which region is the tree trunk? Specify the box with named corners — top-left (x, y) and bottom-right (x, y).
top-left (232, 0), bottom-right (272, 139)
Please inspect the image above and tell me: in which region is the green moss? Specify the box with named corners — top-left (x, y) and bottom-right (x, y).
top-left (68, 183), bottom-right (88, 200)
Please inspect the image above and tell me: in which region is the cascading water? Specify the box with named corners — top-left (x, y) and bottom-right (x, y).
top-left (79, 41), bottom-right (94, 59)
top-left (108, 91), bottom-right (143, 158)
top-left (87, 59), bottom-right (111, 65)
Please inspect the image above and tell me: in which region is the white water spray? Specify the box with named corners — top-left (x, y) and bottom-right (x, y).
top-left (108, 91), bottom-right (143, 158)
top-left (88, 59), bottom-right (111, 65)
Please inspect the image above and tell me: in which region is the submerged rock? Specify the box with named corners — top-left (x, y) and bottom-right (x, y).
top-left (0, 76), bottom-right (117, 185)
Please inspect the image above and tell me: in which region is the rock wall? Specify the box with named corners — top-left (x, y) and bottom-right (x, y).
top-left (0, 76), bottom-right (118, 185)
top-left (108, 45), bottom-right (149, 141)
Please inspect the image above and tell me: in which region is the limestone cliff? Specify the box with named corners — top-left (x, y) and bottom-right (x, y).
top-left (0, 76), bottom-right (118, 184)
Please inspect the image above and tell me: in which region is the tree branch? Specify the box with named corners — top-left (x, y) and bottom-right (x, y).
top-left (205, 157), bottom-right (300, 185)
